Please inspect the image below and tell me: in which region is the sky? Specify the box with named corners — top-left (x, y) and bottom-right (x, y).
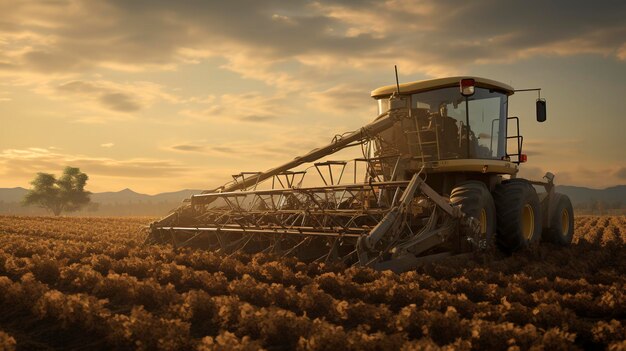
top-left (0, 0), bottom-right (625, 194)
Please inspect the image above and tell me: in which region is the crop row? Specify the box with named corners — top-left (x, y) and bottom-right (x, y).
top-left (0, 215), bottom-right (624, 350)
top-left (5, 272), bottom-right (622, 351)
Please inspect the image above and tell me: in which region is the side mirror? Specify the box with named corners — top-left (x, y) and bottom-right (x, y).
top-left (536, 99), bottom-right (547, 122)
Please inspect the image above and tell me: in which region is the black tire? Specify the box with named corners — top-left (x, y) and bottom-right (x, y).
top-left (542, 193), bottom-right (574, 246)
top-left (493, 179), bottom-right (542, 252)
top-left (450, 181), bottom-right (496, 250)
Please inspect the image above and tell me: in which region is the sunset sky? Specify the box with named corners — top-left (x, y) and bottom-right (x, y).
top-left (1, 0), bottom-right (624, 193)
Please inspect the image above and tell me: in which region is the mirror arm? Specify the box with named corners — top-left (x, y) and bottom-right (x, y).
top-left (514, 88), bottom-right (542, 99)
top-left (514, 88), bottom-right (546, 123)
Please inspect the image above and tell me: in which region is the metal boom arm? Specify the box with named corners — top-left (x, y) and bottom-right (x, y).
top-left (203, 108), bottom-right (401, 194)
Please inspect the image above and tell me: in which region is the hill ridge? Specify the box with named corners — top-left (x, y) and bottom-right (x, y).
top-left (1, 185), bottom-right (625, 205)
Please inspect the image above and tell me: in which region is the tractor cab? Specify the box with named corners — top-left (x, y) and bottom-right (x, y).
top-left (371, 77), bottom-right (524, 177)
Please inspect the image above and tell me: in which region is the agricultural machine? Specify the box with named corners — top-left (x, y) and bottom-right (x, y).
top-left (147, 76), bottom-right (574, 272)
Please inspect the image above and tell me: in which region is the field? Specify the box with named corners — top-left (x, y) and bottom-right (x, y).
top-left (0, 216), bottom-right (624, 350)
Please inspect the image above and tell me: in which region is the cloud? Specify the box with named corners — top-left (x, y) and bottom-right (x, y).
top-left (0, 147), bottom-right (240, 193)
top-left (100, 143), bottom-right (115, 148)
top-left (0, 0), bottom-right (623, 133)
top-left (613, 167), bottom-right (626, 180)
top-left (167, 129), bottom-right (333, 160)
top-left (22, 50), bottom-right (86, 73)
top-left (516, 166), bottom-right (546, 182)
top-left (518, 164), bottom-right (626, 189)
top-left (38, 79), bottom-right (182, 120)
top-left (57, 81), bottom-right (100, 94)
top-left (0, 148), bottom-right (187, 179)
top-left (521, 139), bottom-right (583, 159)
top-left (179, 92), bottom-right (292, 123)
top-left (516, 138), bottom-right (625, 187)
top-left (170, 144), bottom-right (206, 152)
top-left (56, 80), bottom-right (145, 113)
top-left (2, 0), bottom-right (623, 86)
top-left (0, 1), bottom-right (624, 192)
top-left (168, 140), bottom-right (297, 158)
top-left (307, 83), bottom-right (373, 115)
top-left (618, 44), bottom-right (626, 61)
top-left (99, 92), bottom-right (141, 112)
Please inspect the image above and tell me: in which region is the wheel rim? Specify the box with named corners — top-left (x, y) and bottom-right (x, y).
top-left (479, 208), bottom-right (487, 235)
top-left (522, 204), bottom-right (535, 240)
top-left (561, 208), bottom-right (569, 235)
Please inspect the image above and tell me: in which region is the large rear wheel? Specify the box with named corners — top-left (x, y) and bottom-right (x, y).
top-left (542, 193), bottom-right (574, 245)
top-left (493, 179), bottom-right (542, 252)
top-left (450, 181), bottom-right (496, 251)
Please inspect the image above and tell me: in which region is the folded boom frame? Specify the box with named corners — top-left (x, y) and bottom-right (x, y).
top-left (148, 96), bottom-right (480, 272)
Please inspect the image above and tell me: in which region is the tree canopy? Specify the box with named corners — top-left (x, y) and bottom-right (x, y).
top-left (23, 167), bottom-right (91, 216)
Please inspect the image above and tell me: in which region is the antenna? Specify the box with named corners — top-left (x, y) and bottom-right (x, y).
top-left (394, 65), bottom-right (400, 94)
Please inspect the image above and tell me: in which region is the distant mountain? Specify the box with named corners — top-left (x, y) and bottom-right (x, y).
top-left (555, 185), bottom-right (626, 206)
top-left (0, 187), bottom-right (28, 203)
top-left (0, 187), bottom-right (204, 205)
top-left (0, 185), bottom-right (623, 216)
top-left (0, 187), bottom-right (206, 216)
top-left (151, 189), bottom-right (205, 203)
top-left (91, 188), bottom-right (151, 203)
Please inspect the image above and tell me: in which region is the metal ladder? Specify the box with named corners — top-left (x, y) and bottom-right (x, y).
top-left (406, 112), bottom-right (441, 163)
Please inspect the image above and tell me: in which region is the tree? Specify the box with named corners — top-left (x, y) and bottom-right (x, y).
top-left (23, 167), bottom-right (91, 216)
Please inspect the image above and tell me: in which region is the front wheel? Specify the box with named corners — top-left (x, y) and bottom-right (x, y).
top-left (450, 181), bottom-right (496, 251)
top-left (493, 179), bottom-right (542, 252)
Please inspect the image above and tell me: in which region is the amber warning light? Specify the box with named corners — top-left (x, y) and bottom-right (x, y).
top-left (460, 78), bottom-right (475, 96)
top-left (520, 154), bottom-right (528, 163)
